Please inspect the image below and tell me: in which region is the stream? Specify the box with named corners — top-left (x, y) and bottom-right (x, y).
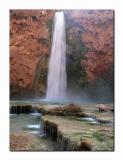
top-left (10, 103), bottom-right (113, 151)
top-left (10, 113), bottom-right (43, 135)
top-left (10, 111), bottom-right (56, 151)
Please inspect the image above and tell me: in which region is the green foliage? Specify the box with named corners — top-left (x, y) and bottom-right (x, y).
top-left (79, 70), bottom-right (88, 87)
top-left (67, 59), bottom-right (80, 83)
top-left (67, 58), bottom-right (88, 88)
top-left (93, 132), bottom-right (107, 142)
top-left (66, 30), bottom-right (89, 88)
top-left (66, 30), bottom-right (88, 59)
top-left (46, 19), bottom-right (53, 30)
top-left (33, 55), bottom-right (49, 93)
top-left (46, 19), bottom-right (53, 42)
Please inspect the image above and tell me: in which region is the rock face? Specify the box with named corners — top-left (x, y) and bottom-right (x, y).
top-left (10, 10), bottom-right (55, 97)
top-left (42, 114), bottom-right (113, 151)
top-left (10, 10), bottom-right (114, 98)
top-left (65, 10), bottom-right (114, 88)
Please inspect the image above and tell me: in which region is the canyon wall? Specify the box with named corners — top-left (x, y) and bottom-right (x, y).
top-left (65, 10), bottom-right (114, 88)
top-left (10, 10), bottom-right (114, 99)
top-left (10, 10), bottom-right (55, 98)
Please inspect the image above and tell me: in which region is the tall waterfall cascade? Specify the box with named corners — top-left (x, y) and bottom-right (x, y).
top-left (46, 11), bottom-right (67, 101)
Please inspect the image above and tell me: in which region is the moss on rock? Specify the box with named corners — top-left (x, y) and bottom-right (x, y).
top-left (42, 115), bottom-right (113, 151)
top-left (33, 55), bottom-right (49, 94)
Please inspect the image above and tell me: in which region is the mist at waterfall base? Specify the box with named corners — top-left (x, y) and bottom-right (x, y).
top-left (16, 85), bottom-right (113, 104)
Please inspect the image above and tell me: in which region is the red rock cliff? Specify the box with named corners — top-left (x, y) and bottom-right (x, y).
top-left (65, 10), bottom-right (114, 84)
top-left (10, 10), bottom-right (114, 97)
top-left (10, 10), bottom-right (54, 94)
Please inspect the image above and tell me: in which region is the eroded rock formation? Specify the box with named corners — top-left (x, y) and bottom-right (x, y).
top-left (10, 10), bottom-right (55, 97)
top-left (65, 10), bottom-right (114, 88)
top-left (10, 10), bottom-right (114, 98)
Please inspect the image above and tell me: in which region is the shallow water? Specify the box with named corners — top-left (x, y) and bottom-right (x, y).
top-left (10, 113), bottom-right (43, 135)
top-left (80, 117), bottom-right (99, 124)
top-left (10, 113), bottom-right (56, 151)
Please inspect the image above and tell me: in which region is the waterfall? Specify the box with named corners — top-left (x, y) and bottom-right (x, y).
top-left (46, 11), bottom-right (67, 101)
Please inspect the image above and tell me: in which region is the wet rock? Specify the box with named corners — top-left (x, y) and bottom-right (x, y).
top-left (76, 139), bottom-right (92, 151)
top-left (10, 105), bottom-right (33, 114)
top-left (9, 102), bottom-right (114, 151)
top-left (96, 104), bottom-right (114, 112)
top-left (42, 115), bottom-right (114, 151)
top-left (48, 104), bottom-right (85, 116)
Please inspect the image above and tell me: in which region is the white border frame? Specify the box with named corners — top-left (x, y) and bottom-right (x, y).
top-left (0, 0), bottom-right (123, 160)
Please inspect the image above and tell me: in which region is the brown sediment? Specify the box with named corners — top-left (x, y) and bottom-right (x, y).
top-left (10, 132), bottom-right (56, 151)
top-left (10, 133), bottom-right (35, 151)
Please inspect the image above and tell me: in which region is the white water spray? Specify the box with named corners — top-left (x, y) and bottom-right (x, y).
top-left (46, 11), bottom-right (67, 101)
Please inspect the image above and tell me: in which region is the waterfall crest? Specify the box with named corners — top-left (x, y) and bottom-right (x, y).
top-left (46, 11), bottom-right (67, 101)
